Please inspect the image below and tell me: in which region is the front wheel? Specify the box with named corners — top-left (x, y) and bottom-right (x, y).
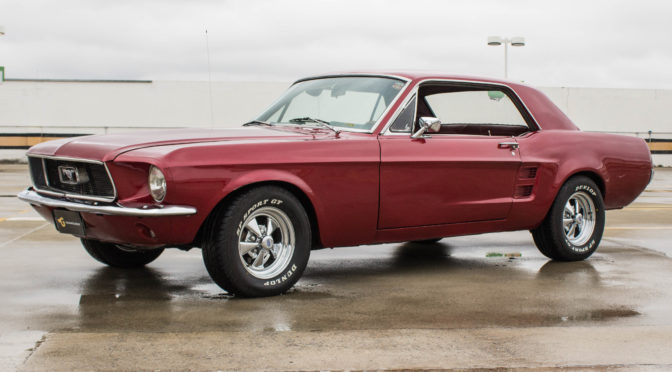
top-left (412, 238), bottom-right (442, 244)
top-left (81, 239), bottom-right (163, 268)
top-left (202, 186), bottom-right (311, 297)
top-left (531, 176), bottom-right (605, 261)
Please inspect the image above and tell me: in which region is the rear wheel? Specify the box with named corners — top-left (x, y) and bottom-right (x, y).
top-left (531, 176), bottom-right (605, 261)
top-left (81, 239), bottom-right (163, 268)
top-left (202, 186), bottom-right (311, 298)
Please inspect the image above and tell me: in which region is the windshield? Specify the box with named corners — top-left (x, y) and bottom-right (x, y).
top-left (256, 76), bottom-right (406, 131)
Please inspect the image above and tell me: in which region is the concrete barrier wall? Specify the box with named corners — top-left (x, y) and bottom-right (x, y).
top-left (0, 79), bottom-right (670, 165)
top-left (0, 80), bottom-right (288, 129)
top-left (539, 86), bottom-right (672, 134)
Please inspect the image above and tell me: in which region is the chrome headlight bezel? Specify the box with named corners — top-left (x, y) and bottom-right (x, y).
top-left (148, 165), bottom-right (167, 202)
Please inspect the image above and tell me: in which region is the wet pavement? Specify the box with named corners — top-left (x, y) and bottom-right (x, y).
top-left (1, 164), bottom-right (671, 371)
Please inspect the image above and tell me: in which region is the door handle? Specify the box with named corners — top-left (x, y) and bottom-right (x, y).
top-left (498, 142), bottom-right (519, 150)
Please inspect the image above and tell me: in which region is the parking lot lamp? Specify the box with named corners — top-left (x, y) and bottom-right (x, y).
top-left (487, 36), bottom-right (525, 79)
top-left (0, 26), bottom-right (5, 82)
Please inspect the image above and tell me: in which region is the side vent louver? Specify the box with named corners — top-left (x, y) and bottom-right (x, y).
top-left (514, 166), bottom-right (539, 199)
top-left (518, 166), bottom-right (538, 179)
top-left (526, 167), bottom-right (537, 179)
top-left (515, 185), bottom-right (534, 198)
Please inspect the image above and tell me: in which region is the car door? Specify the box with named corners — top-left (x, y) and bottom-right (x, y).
top-left (378, 83), bottom-right (533, 229)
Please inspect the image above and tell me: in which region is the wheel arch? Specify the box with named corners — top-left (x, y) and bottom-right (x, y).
top-left (529, 168), bottom-right (607, 230)
top-left (530, 169), bottom-right (606, 261)
top-left (193, 180), bottom-right (322, 250)
top-left (563, 170), bottom-right (606, 198)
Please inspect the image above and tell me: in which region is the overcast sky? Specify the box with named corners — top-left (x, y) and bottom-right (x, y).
top-left (1, 0), bottom-right (671, 89)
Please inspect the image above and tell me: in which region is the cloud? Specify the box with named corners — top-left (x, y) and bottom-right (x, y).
top-left (0, 0), bottom-right (671, 88)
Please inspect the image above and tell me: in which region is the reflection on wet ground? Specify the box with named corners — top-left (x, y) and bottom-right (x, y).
top-left (1, 166), bottom-right (672, 370)
top-left (3, 237), bottom-right (662, 336)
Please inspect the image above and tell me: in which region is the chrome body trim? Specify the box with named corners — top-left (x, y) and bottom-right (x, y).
top-left (28, 154), bottom-right (108, 164)
top-left (380, 78), bottom-right (542, 136)
top-left (498, 141), bottom-right (520, 149)
top-left (27, 154), bottom-right (118, 202)
top-left (41, 158), bottom-right (49, 188)
top-left (18, 188), bottom-right (197, 217)
top-left (293, 73), bottom-right (411, 85)
top-left (253, 74), bottom-right (411, 135)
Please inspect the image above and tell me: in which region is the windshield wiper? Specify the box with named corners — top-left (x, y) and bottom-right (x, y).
top-left (288, 117), bottom-right (340, 137)
top-left (243, 120), bottom-right (275, 127)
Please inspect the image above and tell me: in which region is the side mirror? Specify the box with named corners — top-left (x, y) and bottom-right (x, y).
top-left (411, 117), bottom-right (442, 139)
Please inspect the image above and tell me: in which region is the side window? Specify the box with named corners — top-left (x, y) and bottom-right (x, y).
top-left (389, 96), bottom-right (417, 133)
top-left (422, 88), bottom-right (532, 136)
top-left (425, 90), bottom-right (527, 126)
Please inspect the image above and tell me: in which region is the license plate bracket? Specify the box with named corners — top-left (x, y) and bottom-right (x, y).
top-left (53, 210), bottom-right (86, 235)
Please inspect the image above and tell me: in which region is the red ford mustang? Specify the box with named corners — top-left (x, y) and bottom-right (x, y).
top-left (19, 72), bottom-right (653, 297)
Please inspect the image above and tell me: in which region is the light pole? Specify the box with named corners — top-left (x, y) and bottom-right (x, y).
top-left (0, 26), bottom-right (4, 82)
top-left (487, 36), bottom-right (525, 79)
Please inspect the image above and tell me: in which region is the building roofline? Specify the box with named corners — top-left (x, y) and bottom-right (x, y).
top-left (4, 78), bottom-right (152, 83)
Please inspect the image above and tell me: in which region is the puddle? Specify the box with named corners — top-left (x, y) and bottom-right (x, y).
top-left (201, 293), bottom-right (234, 300)
top-left (560, 308), bottom-right (640, 322)
top-left (283, 287), bottom-right (334, 300)
top-left (190, 282), bottom-right (232, 300)
top-left (294, 282), bottom-right (322, 288)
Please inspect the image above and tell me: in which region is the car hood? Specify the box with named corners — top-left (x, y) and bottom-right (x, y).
top-left (26, 127), bottom-right (320, 162)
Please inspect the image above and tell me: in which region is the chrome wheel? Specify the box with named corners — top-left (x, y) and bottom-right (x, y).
top-left (562, 191), bottom-right (596, 246)
top-left (238, 206), bottom-right (295, 279)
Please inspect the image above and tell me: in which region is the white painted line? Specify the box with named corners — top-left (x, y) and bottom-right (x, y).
top-left (606, 226), bottom-right (671, 230)
top-left (625, 206), bottom-right (672, 210)
top-left (1, 217), bottom-right (45, 222)
top-left (0, 331), bottom-right (47, 372)
top-left (0, 223), bottom-right (49, 248)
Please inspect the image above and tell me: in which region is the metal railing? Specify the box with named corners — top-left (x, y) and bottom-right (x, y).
top-left (585, 130), bottom-right (672, 142)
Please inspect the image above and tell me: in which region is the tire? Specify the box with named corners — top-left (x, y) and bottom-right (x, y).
top-left (412, 238), bottom-right (442, 244)
top-left (531, 176), bottom-right (605, 261)
top-left (81, 238), bottom-right (163, 268)
top-left (202, 186), bottom-right (311, 297)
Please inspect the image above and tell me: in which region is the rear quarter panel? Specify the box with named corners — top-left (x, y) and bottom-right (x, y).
top-left (510, 130), bottom-right (652, 230)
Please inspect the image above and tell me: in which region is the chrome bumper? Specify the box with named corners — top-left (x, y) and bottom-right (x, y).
top-left (18, 188), bottom-right (197, 217)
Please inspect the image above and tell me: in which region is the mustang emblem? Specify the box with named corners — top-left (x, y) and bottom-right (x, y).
top-left (58, 165), bottom-right (83, 185)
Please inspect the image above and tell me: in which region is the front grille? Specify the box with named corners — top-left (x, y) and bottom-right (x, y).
top-left (29, 157), bottom-right (47, 189)
top-left (28, 156), bottom-right (115, 200)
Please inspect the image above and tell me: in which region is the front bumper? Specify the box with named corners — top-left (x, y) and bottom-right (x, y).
top-left (18, 188), bottom-right (197, 217)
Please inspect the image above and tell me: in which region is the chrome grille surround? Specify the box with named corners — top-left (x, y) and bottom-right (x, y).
top-left (27, 155), bottom-right (117, 203)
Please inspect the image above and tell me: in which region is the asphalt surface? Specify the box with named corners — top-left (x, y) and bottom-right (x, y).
top-left (1, 164), bottom-right (671, 371)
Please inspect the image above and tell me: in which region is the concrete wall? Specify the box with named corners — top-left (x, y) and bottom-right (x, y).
top-left (539, 86), bottom-right (672, 134)
top-left (0, 79), bottom-right (670, 164)
top-left (0, 80), bottom-right (288, 130)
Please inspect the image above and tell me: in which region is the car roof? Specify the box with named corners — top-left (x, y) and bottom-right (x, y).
top-left (294, 71), bottom-right (580, 132)
top-left (296, 71), bottom-right (514, 85)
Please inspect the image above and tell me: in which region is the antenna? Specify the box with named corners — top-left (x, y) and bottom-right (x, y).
top-left (205, 28), bottom-right (215, 128)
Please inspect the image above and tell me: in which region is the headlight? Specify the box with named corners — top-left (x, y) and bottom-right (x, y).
top-left (148, 166), bottom-right (166, 202)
